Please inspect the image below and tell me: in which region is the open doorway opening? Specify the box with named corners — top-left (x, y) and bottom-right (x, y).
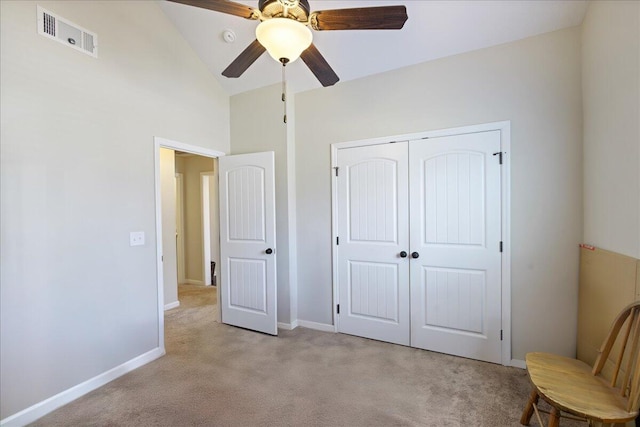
top-left (173, 152), bottom-right (218, 287)
top-left (154, 137), bottom-right (225, 351)
top-left (162, 150), bottom-right (218, 299)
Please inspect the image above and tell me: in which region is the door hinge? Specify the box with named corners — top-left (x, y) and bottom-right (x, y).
top-left (336, 236), bottom-right (339, 245)
top-left (161, 256), bottom-right (163, 262)
top-left (500, 330), bottom-right (503, 341)
top-left (336, 304), bottom-right (340, 314)
top-left (499, 241), bottom-right (503, 252)
top-left (334, 167), bottom-right (339, 177)
top-left (493, 152), bottom-right (503, 165)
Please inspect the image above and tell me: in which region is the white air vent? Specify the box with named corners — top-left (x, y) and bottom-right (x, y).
top-left (37, 6), bottom-right (98, 58)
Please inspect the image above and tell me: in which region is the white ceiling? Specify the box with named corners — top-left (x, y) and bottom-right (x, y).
top-left (160, 0), bottom-right (588, 95)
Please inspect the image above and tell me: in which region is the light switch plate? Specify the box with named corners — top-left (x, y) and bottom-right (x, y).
top-left (130, 231), bottom-right (145, 246)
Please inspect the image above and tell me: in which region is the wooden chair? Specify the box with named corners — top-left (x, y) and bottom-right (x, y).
top-left (520, 301), bottom-right (640, 427)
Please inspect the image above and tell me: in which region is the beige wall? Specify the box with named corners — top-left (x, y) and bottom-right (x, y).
top-left (294, 27), bottom-right (583, 360)
top-left (0, 0), bottom-right (229, 420)
top-left (582, 0), bottom-right (640, 259)
top-left (175, 155), bottom-right (215, 283)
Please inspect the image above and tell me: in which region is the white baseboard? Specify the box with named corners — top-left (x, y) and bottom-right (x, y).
top-left (183, 279), bottom-right (204, 286)
top-left (297, 319), bottom-right (335, 333)
top-left (0, 347), bottom-right (165, 427)
top-left (277, 320), bottom-right (299, 330)
top-left (510, 359), bottom-right (526, 369)
top-left (164, 301), bottom-right (180, 311)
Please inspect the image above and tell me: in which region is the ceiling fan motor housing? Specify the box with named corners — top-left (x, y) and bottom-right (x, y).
top-left (258, 0), bottom-right (310, 21)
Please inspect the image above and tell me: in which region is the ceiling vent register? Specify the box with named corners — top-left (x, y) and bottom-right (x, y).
top-left (37, 6), bottom-right (98, 58)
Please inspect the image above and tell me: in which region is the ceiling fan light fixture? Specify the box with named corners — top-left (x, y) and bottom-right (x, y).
top-left (256, 18), bottom-right (312, 63)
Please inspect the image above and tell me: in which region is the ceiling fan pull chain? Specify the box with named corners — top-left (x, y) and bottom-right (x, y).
top-left (281, 58), bottom-right (288, 124)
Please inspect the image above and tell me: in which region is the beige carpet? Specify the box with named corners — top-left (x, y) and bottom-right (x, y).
top-left (32, 284), bottom-right (579, 426)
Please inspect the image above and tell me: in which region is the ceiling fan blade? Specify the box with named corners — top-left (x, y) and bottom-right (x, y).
top-left (222, 40), bottom-right (266, 78)
top-left (300, 44), bottom-right (339, 87)
top-left (166, 0), bottom-right (258, 19)
top-left (310, 6), bottom-right (408, 31)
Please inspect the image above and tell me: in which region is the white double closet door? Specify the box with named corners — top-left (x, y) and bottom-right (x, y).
top-left (336, 131), bottom-right (503, 363)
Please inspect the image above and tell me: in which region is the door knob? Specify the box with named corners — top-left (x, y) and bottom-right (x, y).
top-left (399, 251), bottom-right (408, 258)
top-left (411, 252), bottom-right (420, 259)
top-left (265, 248), bottom-right (273, 255)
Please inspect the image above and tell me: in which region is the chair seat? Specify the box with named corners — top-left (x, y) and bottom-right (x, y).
top-left (526, 352), bottom-right (637, 423)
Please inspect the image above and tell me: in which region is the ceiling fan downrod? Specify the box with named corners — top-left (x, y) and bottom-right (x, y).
top-left (278, 0), bottom-right (299, 18)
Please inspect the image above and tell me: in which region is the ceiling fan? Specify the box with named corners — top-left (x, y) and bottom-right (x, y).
top-left (167, 0), bottom-right (408, 87)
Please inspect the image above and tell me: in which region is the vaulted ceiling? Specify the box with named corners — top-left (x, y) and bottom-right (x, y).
top-left (160, 0), bottom-right (588, 95)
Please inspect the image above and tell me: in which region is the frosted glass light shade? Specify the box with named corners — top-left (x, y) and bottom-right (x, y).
top-left (256, 18), bottom-right (312, 63)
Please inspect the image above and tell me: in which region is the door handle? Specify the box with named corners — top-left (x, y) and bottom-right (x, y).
top-left (265, 248), bottom-right (274, 255)
top-left (411, 252), bottom-right (420, 259)
top-left (399, 251), bottom-right (408, 258)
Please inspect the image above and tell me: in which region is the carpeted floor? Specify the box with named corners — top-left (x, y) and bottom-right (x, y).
top-left (32, 284), bottom-right (580, 426)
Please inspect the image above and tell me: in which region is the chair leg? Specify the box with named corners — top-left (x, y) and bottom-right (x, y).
top-left (520, 388), bottom-right (539, 425)
top-left (548, 407), bottom-right (561, 427)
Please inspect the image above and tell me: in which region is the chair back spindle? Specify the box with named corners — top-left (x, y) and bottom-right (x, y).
top-left (629, 347), bottom-right (640, 412)
top-left (611, 308), bottom-right (635, 388)
top-left (620, 312), bottom-right (640, 397)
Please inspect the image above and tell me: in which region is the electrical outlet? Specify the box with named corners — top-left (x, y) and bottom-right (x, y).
top-left (130, 231), bottom-right (145, 246)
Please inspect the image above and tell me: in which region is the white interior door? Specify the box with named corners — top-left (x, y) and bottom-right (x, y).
top-left (409, 131), bottom-right (502, 363)
top-left (336, 143), bottom-right (410, 346)
top-left (219, 151), bottom-right (277, 335)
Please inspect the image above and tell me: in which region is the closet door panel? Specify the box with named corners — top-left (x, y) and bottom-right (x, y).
top-left (336, 142), bottom-right (410, 346)
top-left (409, 131), bottom-right (502, 364)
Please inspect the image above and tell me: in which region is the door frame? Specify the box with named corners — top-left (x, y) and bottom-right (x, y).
top-left (175, 172), bottom-right (186, 285)
top-left (154, 137), bottom-right (225, 351)
top-left (330, 121), bottom-right (513, 366)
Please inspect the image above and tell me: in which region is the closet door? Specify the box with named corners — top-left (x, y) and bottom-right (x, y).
top-left (409, 131), bottom-right (502, 363)
top-left (336, 143), bottom-right (410, 346)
